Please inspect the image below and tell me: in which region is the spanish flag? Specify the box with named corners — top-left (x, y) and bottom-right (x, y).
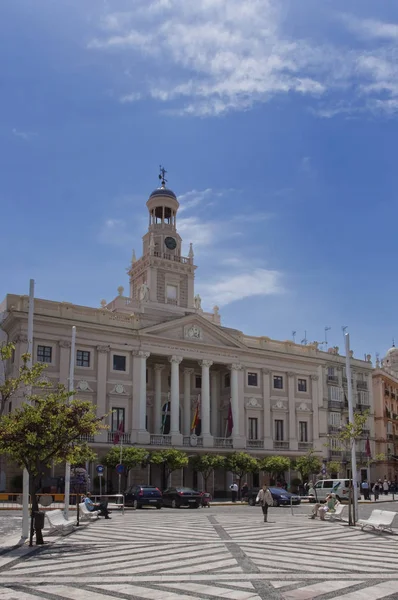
top-left (191, 395), bottom-right (200, 432)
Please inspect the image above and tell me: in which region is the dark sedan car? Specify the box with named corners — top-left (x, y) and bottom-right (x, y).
top-left (124, 485), bottom-right (162, 509)
top-left (162, 487), bottom-right (202, 508)
top-left (245, 487), bottom-right (301, 507)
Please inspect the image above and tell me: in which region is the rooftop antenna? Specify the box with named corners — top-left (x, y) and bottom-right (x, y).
top-left (393, 338), bottom-right (395, 348)
top-left (301, 331), bottom-right (308, 345)
top-left (292, 330), bottom-right (296, 344)
top-left (319, 326), bottom-right (331, 349)
top-left (159, 165), bottom-right (167, 187)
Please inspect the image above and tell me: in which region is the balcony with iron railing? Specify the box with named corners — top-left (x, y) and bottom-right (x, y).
top-left (214, 437), bottom-right (233, 448)
top-left (328, 424), bottom-right (341, 434)
top-left (79, 434), bottom-right (95, 443)
top-left (273, 441), bottom-right (289, 450)
top-left (327, 375), bottom-right (339, 383)
top-left (107, 432), bottom-right (131, 444)
top-left (149, 434), bottom-right (172, 446)
top-left (298, 442), bottom-right (313, 451)
top-left (328, 400), bottom-right (343, 410)
top-left (357, 381), bottom-right (368, 390)
top-left (246, 439), bottom-right (264, 449)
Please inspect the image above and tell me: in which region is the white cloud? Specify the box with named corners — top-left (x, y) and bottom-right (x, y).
top-left (177, 188), bottom-right (216, 212)
top-left (12, 128), bottom-right (37, 141)
top-left (200, 268), bottom-right (283, 307)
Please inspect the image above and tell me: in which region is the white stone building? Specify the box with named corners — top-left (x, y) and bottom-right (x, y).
top-left (0, 179), bottom-right (374, 492)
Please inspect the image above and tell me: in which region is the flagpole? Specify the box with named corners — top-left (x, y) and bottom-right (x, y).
top-left (21, 279), bottom-right (34, 542)
top-left (64, 326), bottom-right (76, 521)
top-left (344, 332), bottom-right (359, 524)
top-left (118, 434), bottom-right (123, 495)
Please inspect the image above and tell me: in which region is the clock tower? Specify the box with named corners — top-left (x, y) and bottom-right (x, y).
top-left (128, 169), bottom-right (196, 311)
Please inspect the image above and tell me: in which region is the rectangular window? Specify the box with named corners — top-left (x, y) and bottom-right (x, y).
top-left (248, 418), bottom-right (258, 440)
top-left (112, 407), bottom-right (125, 431)
top-left (37, 345), bottom-right (52, 363)
top-left (328, 386), bottom-right (341, 402)
top-left (330, 437), bottom-right (340, 450)
top-left (329, 412), bottom-right (341, 426)
top-left (166, 284), bottom-right (177, 300)
top-left (327, 367), bottom-right (335, 376)
top-left (275, 419), bottom-right (284, 441)
top-left (273, 375), bottom-right (283, 390)
top-left (299, 421), bottom-right (308, 442)
top-left (195, 376), bottom-right (202, 389)
top-left (247, 372), bottom-right (258, 387)
top-left (224, 373), bottom-right (230, 388)
top-left (76, 350), bottom-right (90, 368)
top-left (298, 378), bottom-right (307, 392)
top-left (113, 355), bottom-right (126, 371)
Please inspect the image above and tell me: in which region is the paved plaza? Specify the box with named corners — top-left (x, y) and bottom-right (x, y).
top-left (0, 505), bottom-right (397, 600)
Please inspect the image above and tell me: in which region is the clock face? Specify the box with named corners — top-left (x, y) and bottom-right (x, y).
top-left (164, 236), bottom-right (177, 250)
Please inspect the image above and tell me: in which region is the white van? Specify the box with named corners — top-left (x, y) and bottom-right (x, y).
top-left (309, 479), bottom-right (361, 502)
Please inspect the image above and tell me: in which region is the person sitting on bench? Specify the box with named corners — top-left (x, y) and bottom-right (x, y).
top-left (310, 493), bottom-right (339, 520)
top-left (84, 493), bottom-right (111, 519)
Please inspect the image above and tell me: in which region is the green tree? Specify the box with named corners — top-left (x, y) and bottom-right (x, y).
top-left (225, 452), bottom-right (259, 495)
top-left (0, 387), bottom-right (106, 545)
top-left (0, 344), bottom-right (48, 417)
top-left (259, 455), bottom-right (290, 483)
top-left (294, 451), bottom-right (322, 482)
top-left (327, 460), bottom-right (342, 477)
top-left (103, 446), bottom-right (149, 488)
top-left (189, 454), bottom-right (225, 492)
top-left (150, 449), bottom-right (188, 488)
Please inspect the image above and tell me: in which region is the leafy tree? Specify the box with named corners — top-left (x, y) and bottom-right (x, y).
top-left (259, 455), bottom-right (290, 482)
top-left (0, 344), bottom-right (48, 417)
top-left (327, 460), bottom-right (342, 477)
top-left (189, 454), bottom-right (225, 492)
top-left (103, 446), bottom-right (149, 488)
top-left (225, 452), bottom-right (259, 494)
top-left (294, 451), bottom-right (322, 482)
top-left (150, 449), bottom-right (188, 488)
top-left (0, 387), bottom-right (106, 545)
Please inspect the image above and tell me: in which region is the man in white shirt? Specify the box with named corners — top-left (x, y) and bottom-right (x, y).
top-left (229, 482), bottom-right (238, 503)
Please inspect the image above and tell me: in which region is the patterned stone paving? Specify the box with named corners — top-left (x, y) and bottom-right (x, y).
top-left (0, 507), bottom-right (397, 599)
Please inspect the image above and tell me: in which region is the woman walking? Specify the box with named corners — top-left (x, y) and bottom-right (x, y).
top-left (256, 483), bottom-right (274, 523)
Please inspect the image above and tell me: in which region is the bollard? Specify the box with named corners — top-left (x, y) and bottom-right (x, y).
top-left (33, 511), bottom-right (45, 545)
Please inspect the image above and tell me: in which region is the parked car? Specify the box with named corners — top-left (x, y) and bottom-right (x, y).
top-left (308, 479), bottom-right (361, 503)
top-left (124, 485), bottom-right (162, 509)
top-left (162, 487), bottom-right (202, 508)
top-left (245, 487), bottom-right (301, 507)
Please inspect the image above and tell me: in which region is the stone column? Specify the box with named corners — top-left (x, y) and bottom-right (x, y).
top-left (96, 345), bottom-right (110, 444)
top-left (154, 364), bottom-right (165, 435)
top-left (287, 372), bottom-right (298, 451)
top-left (183, 368), bottom-right (194, 436)
top-left (169, 355), bottom-right (183, 445)
top-left (262, 368), bottom-right (273, 450)
top-left (132, 351), bottom-right (150, 444)
top-left (59, 340), bottom-right (71, 387)
top-left (199, 360), bottom-right (213, 445)
top-left (230, 363), bottom-right (245, 448)
top-left (210, 370), bottom-right (219, 437)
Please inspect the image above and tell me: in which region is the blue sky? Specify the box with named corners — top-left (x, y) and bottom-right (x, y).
top-left (1, 0), bottom-right (398, 361)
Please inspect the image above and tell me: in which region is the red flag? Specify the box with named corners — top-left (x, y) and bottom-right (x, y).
top-left (365, 436), bottom-right (371, 458)
top-left (227, 401), bottom-right (234, 436)
top-left (113, 420), bottom-right (124, 445)
top-left (191, 396), bottom-right (200, 433)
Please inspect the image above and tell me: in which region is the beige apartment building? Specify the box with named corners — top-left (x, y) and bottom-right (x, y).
top-left (372, 347), bottom-right (398, 483)
top-left (0, 179), bottom-right (374, 493)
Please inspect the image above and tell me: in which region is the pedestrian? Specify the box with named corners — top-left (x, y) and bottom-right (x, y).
top-left (383, 478), bottom-right (389, 496)
top-left (256, 483), bottom-right (273, 523)
top-left (372, 481), bottom-right (380, 501)
top-left (241, 482), bottom-right (249, 503)
top-left (361, 480), bottom-right (370, 500)
top-left (229, 481), bottom-right (238, 503)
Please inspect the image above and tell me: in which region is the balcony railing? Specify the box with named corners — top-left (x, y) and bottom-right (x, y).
top-left (183, 436), bottom-right (203, 447)
top-left (328, 425), bottom-right (341, 433)
top-left (298, 442), bottom-right (313, 450)
top-left (357, 381), bottom-right (368, 390)
top-left (79, 434), bottom-right (94, 443)
top-left (150, 434), bottom-right (172, 446)
top-left (153, 251), bottom-right (190, 264)
top-left (273, 441), bottom-right (289, 450)
top-left (327, 375), bottom-right (339, 383)
top-left (328, 400), bottom-right (343, 410)
top-left (107, 432), bottom-right (131, 444)
top-left (246, 439), bottom-right (264, 449)
top-left (214, 437), bottom-right (233, 448)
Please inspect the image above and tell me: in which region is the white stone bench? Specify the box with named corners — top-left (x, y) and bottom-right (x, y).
top-left (325, 503), bottom-right (347, 522)
top-left (45, 510), bottom-right (75, 535)
top-left (79, 502), bottom-right (100, 521)
top-left (357, 509), bottom-right (396, 533)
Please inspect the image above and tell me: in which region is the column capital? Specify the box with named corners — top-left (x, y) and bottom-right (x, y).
top-left (261, 368), bottom-right (270, 375)
top-left (97, 345), bottom-right (111, 353)
top-left (310, 374), bottom-right (319, 381)
top-left (154, 363), bottom-right (166, 372)
top-left (169, 355), bottom-right (183, 365)
top-left (133, 350), bottom-right (150, 359)
top-left (229, 363), bottom-right (243, 371)
top-left (59, 340), bottom-right (71, 349)
top-left (199, 360), bottom-right (213, 369)
top-left (184, 367), bottom-right (195, 375)
top-left (15, 334), bottom-right (28, 343)
top-left (287, 371), bottom-right (295, 378)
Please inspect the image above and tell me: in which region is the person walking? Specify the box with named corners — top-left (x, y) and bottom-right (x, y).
top-left (361, 480), bottom-right (370, 500)
top-left (383, 478), bottom-right (389, 496)
top-left (256, 483), bottom-right (273, 523)
top-left (241, 482), bottom-right (249, 503)
top-left (229, 481), bottom-right (238, 503)
top-left (372, 481), bottom-right (380, 501)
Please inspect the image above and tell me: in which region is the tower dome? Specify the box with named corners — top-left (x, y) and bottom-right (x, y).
top-left (149, 187), bottom-right (177, 200)
top-left (383, 345), bottom-right (398, 370)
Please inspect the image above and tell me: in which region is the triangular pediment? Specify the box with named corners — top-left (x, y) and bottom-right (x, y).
top-left (139, 314), bottom-right (247, 349)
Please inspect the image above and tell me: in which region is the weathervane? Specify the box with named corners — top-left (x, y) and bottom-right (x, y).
top-left (159, 165), bottom-right (167, 187)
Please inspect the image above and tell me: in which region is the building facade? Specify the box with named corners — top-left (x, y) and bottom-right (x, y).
top-left (0, 180), bottom-right (375, 492)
